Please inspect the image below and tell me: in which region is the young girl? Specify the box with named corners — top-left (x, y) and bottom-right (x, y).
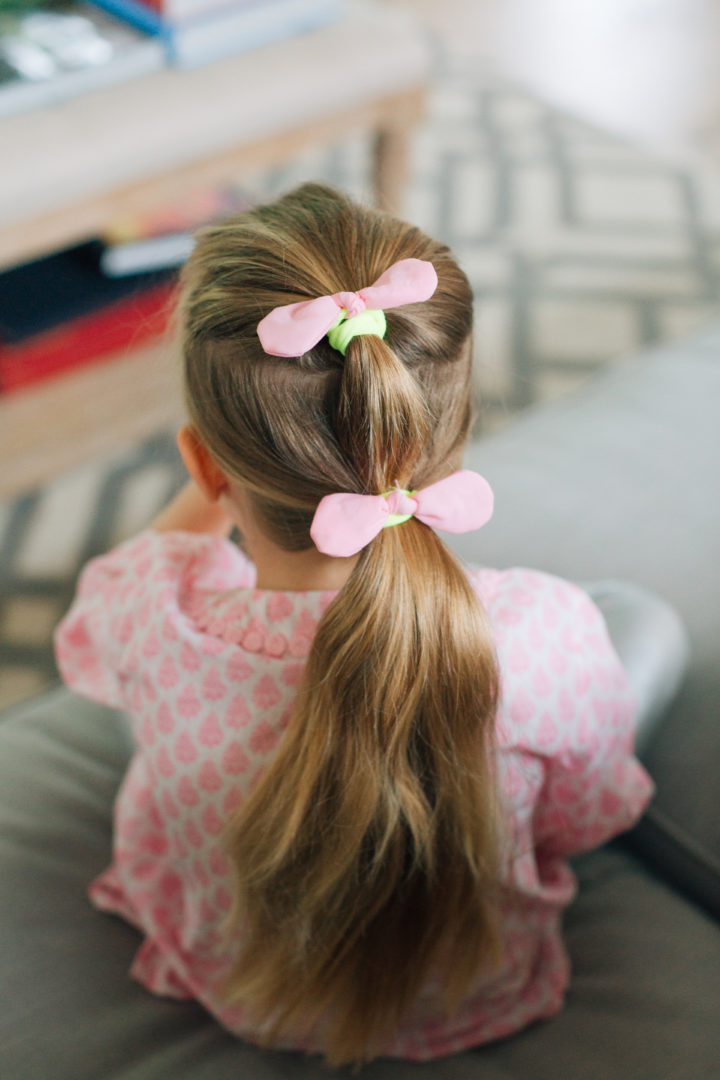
top-left (55, 183), bottom-right (653, 1067)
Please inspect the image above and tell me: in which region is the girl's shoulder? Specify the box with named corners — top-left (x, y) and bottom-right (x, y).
top-left (55, 530), bottom-right (257, 707)
top-left (99, 528), bottom-right (257, 593)
top-left (57, 528), bottom-right (335, 680)
top-left (466, 565), bottom-right (599, 631)
top-left (466, 566), bottom-right (635, 755)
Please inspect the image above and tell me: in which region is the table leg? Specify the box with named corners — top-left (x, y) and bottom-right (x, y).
top-left (371, 87), bottom-right (427, 213)
top-left (373, 125), bottom-right (411, 213)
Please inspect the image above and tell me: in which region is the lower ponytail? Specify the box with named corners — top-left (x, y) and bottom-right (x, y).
top-left (222, 520), bottom-right (502, 1066)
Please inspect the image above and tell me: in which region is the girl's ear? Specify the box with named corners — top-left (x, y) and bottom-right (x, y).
top-left (177, 426), bottom-right (229, 502)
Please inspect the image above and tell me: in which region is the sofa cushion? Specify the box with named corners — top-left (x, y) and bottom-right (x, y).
top-left (455, 325), bottom-right (720, 918)
top-left (1, 688), bottom-right (718, 1080)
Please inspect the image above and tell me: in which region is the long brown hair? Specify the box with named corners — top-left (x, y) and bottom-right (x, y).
top-left (180, 183), bottom-right (501, 1066)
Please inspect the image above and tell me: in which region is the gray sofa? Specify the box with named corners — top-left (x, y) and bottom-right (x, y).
top-left (2, 323), bottom-right (719, 1079)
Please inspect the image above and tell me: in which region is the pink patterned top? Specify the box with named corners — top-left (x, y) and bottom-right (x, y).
top-left (54, 529), bottom-right (653, 1061)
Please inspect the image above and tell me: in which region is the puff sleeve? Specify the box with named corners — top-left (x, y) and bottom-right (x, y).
top-left (54, 530), bottom-right (252, 710)
top-left (487, 570), bottom-right (654, 859)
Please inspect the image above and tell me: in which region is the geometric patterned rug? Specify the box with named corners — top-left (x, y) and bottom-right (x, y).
top-left (3, 54), bottom-right (720, 710)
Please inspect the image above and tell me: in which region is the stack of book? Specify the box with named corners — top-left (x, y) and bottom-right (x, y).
top-left (0, 185), bottom-right (251, 394)
top-left (0, 242), bottom-right (177, 393)
top-left (91, 0), bottom-right (345, 68)
top-left (0, 0), bottom-right (345, 118)
top-left (0, 2), bottom-right (165, 118)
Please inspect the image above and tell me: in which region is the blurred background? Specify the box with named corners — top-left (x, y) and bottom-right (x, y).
top-left (2, 0), bottom-right (720, 710)
top-left (403, 0), bottom-right (720, 161)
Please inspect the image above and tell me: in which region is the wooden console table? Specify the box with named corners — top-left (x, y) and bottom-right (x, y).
top-left (0, 2), bottom-right (430, 499)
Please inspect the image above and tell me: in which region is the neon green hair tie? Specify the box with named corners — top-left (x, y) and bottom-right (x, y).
top-left (326, 308), bottom-right (387, 356)
top-left (381, 487), bottom-right (417, 528)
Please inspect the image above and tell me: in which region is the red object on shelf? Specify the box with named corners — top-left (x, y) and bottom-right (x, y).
top-left (0, 280), bottom-right (177, 393)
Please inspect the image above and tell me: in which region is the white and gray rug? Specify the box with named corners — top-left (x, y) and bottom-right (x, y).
top-left (3, 57), bottom-right (720, 709)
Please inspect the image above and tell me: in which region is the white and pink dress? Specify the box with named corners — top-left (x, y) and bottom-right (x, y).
top-left (54, 529), bottom-right (653, 1060)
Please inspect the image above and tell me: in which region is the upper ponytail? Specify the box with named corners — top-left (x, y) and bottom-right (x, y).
top-left (180, 184), bottom-right (502, 1066)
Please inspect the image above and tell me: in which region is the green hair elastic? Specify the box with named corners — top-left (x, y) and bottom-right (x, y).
top-left (326, 308), bottom-right (387, 356)
top-left (381, 487), bottom-right (417, 528)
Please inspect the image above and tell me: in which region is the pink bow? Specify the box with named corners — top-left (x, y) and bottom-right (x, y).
top-left (256, 258), bottom-right (438, 357)
top-left (310, 470), bottom-right (494, 558)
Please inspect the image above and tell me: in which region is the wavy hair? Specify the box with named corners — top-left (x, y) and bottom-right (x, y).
top-left (179, 183), bottom-right (501, 1066)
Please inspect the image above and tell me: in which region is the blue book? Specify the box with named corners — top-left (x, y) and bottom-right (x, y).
top-left (88, 0), bottom-right (164, 37)
top-left (90, 0), bottom-right (345, 67)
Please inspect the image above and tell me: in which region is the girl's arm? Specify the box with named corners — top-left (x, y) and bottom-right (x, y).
top-left (150, 480), bottom-right (234, 537)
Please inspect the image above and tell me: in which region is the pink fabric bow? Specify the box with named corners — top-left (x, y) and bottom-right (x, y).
top-left (310, 470), bottom-right (494, 557)
top-left (256, 258), bottom-right (438, 357)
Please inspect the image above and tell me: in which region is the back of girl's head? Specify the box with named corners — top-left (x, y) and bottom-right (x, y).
top-left (181, 182), bottom-right (474, 541)
top-left (179, 184), bottom-right (501, 1068)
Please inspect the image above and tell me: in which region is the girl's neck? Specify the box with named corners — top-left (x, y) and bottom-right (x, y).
top-left (222, 486), bottom-right (359, 592)
top-left (247, 538), bottom-right (358, 593)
